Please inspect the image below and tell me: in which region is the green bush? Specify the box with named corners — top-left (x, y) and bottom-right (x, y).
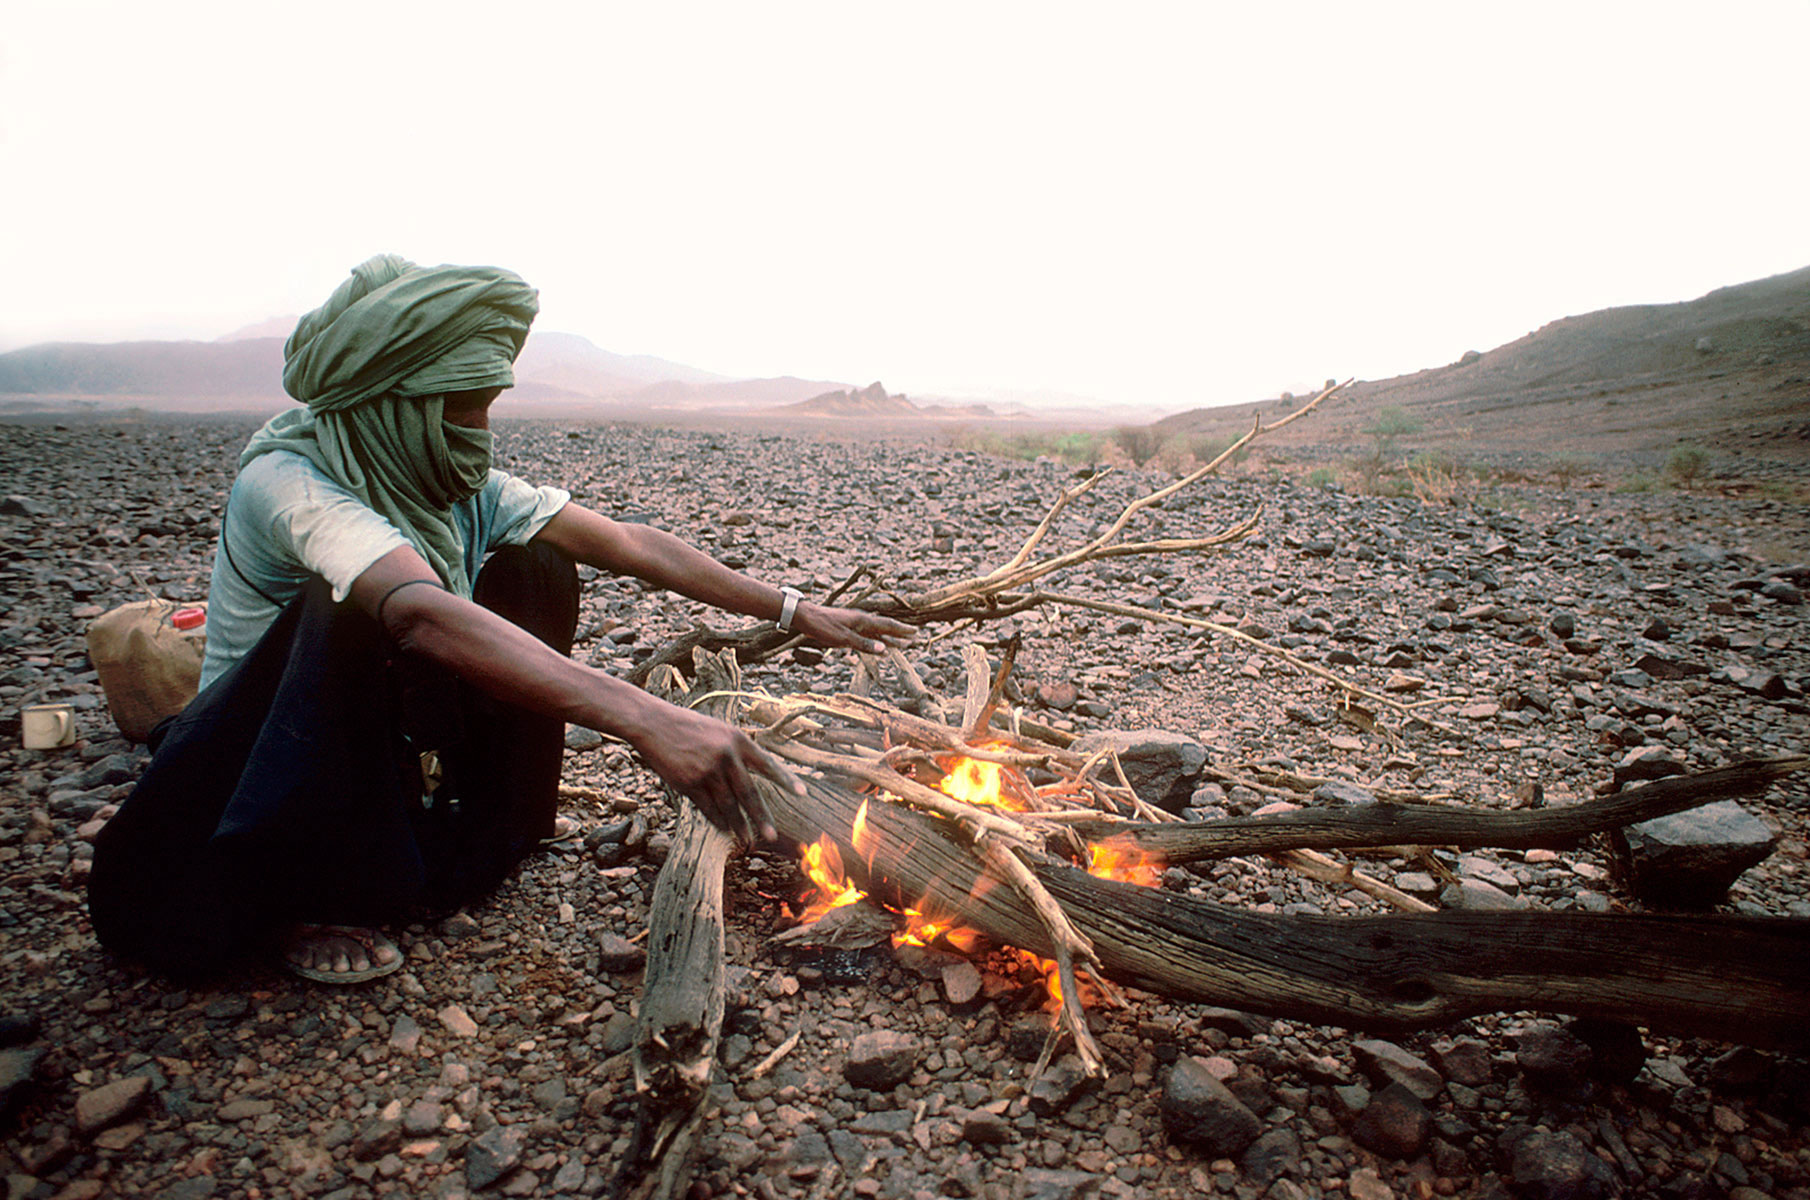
top-left (1113, 425), bottom-right (1166, 467)
top-left (1306, 467), bottom-right (1338, 488)
top-left (1613, 472), bottom-right (1662, 494)
top-left (1364, 406), bottom-right (1424, 442)
top-left (945, 428), bottom-right (1105, 465)
top-left (1665, 445), bottom-right (1710, 489)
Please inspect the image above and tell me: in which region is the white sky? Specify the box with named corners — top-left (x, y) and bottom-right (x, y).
top-left (3, 1), bottom-right (1807, 412)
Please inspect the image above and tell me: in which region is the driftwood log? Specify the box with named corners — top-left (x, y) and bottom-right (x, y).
top-left (761, 740), bottom-right (1810, 1050)
top-left (616, 667), bottom-right (737, 1200)
top-left (1072, 755), bottom-right (1809, 862)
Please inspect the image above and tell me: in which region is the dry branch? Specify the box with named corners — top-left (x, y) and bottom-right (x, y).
top-left (1071, 756), bottom-right (1807, 862)
top-left (627, 381), bottom-right (1350, 687)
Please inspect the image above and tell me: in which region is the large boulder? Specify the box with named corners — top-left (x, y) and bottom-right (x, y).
top-left (1070, 729), bottom-right (1206, 814)
top-left (1612, 800), bottom-right (1777, 909)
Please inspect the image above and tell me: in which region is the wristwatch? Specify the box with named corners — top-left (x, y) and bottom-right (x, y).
top-left (776, 586), bottom-right (805, 633)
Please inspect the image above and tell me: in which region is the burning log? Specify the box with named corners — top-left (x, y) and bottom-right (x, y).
top-left (754, 715), bottom-right (1810, 1050)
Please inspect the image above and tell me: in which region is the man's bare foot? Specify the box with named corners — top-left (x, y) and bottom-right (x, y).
top-left (283, 924), bottom-right (402, 984)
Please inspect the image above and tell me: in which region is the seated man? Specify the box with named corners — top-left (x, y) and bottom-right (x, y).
top-left (87, 255), bottom-right (909, 983)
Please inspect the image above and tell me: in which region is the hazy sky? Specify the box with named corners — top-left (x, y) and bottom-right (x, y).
top-left (4, 1), bottom-right (1806, 413)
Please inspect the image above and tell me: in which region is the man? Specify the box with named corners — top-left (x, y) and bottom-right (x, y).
top-left (88, 255), bottom-right (910, 982)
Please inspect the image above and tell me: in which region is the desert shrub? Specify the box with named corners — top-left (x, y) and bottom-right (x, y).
top-left (945, 428), bottom-right (1104, 465)
top-left (1183, 432), bottom-right (1249, 470)
top-left (1613, 472), bottom-right (1662, 494)
top-left (1405, 450), bottom-right (1466, 506)
top-left (1665, 444), bottom-right (1710, 489)
top-left (1113, 425), bottom-right (1166, 467)
top-left (1364, 406), bottom-right (1424, 444)
top-left (1551, 454), bottom-right (1592, 489)
top-left (1306, 466), bottom-right (1338, 488)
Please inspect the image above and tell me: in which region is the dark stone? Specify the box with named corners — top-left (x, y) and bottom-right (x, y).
top-left (0, 1046), bottom-right (45, 1117)
top-left (0, 1013), bottom-right (42, 1048)
top-left (1613, 800), bottom-right (1777, 909)
top-left (1351, 1038), bottom-right (1444, 1101)
top-left (1612, 745), bottom-right (1686, 785)
top-left (1195, 1007), bottom-right (1270, 1038)
top-left (1027, 1056), bottom-right (1094, 1116)
top-left (596, 932), bottom-right (647, 973)
top-left (352, 1116), bottom-right (403, 1162)
top-left (844, 1030), bottom-right (921, 1090)
top-left (1705, 1046), bottom-right (1773, 1093)
top-left (849, 1109), bottom-right (913, 1136)
top-left (1021, 1168), bottom-right (1104, 1200)
top-left (1351, 1083), bottom-right (1431, 1159)
top-left (1566, 1019), bottom-right (1647, 1085)
top-left (466, 1124), bottom-right (528, 1191)
top-left (961, 1110), bottom-right (1016, 1145)
top-left (1006, 1017), bottom-right (1050, 1062)
top-left (1432, 1039), bottom-right (1494, 1088)
top-left (1312, 780), bottom-right (1377, 806)
top-left (1760, 580), bottom-right (1803, 605)
top-left (1509, 1129), bottom-right (1615, 1200)
top-left (1239, 1127), bottom-right (1302, 1186)
top-left (1160, 1056), bottom-right (1263, 1155)
top-left (1632, 653), bottom-right (1709, 681)
top-left (1516, 1026), bottom-right (1595, 1091)
top-left (1069, 729), bottom-right (1207, 813)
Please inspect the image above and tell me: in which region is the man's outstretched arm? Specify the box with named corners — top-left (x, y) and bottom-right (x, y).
top-left (531, 502), bottom-right (914, 653)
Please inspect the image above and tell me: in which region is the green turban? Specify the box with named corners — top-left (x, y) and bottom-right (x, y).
top-left (240, 255), bottom-right (540, 597)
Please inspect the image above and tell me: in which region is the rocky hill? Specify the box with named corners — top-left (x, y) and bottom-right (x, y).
top-left (1155, 266), bottom-right (1810, 474)
top-left (784, 381), bottom-right (920, 417)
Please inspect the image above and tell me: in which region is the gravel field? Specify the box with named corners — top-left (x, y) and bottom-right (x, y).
top-left (1, 415), bottom-right (1807, 1200)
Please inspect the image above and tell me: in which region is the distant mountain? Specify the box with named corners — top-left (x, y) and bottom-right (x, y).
top-left (0, 327), bottom-right (853, 416)
top-left (0, 337), bottom-right (285, 400)
top-left (778, 381), bottom-right (999, 420)
top-left (217, 317), bottom-right (295, 342)
top-left (785, 382), bottom-right (918, 417)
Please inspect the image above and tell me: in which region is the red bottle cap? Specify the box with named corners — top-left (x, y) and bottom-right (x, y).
top-left (171, 607), bottom-right (206, 631)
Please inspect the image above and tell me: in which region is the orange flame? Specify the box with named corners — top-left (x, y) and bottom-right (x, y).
top-left (1087, 842), bottom-right (1163, 889)
top-left (797, 836), bottom-right (863, 922)
top-left (940, 756), bottom-right (1007, 807)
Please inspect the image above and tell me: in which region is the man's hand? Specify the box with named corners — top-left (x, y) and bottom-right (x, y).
top-left (628, 702), bottom-right (800, 843)
top-left (789, 602), bottom-right (916, 656)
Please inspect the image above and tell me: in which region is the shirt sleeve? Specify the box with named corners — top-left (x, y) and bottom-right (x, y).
top-left (474, 469), bottom-right (570, 552)
top-left (246, 452), bottom-right (414, 603)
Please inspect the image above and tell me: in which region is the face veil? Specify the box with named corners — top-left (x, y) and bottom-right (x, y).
top-left (239, 256), bottom-right (538, 596)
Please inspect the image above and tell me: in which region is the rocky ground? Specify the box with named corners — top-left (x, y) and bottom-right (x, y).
top-left (1, 414), bottom-right (1807, 1200)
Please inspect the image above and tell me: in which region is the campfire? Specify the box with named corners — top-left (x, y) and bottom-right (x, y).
top-left (787, 750), bottom-right (1165, 1011)
top-left (609, 379), bottom-right (1810, 1200)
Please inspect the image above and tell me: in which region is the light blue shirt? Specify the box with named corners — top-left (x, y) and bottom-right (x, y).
top-left (200, 450), bottom-right (569, 688)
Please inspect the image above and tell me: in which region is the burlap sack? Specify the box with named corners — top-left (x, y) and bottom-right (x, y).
top-left (85, 600), bottom-right (208, 742)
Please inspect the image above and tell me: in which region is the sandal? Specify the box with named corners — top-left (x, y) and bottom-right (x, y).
top-left (540, 815), bottom-right (581, 847)
top-left (283, 924), bottom-right (403, 985)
